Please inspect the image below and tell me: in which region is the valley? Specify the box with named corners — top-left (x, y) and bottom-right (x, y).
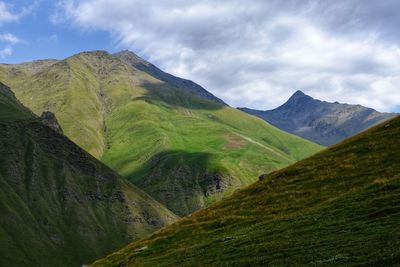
top-left (0, 51), bottom-right (322, 216)
top-left (91, 115), bottom-right (400, 266)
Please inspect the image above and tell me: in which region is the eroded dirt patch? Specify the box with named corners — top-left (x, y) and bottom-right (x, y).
top-left (224, 133), bottom-right (247, 149)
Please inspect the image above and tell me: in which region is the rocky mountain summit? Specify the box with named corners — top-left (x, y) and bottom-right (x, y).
top-left (239, 90), bottom-right (396, 145)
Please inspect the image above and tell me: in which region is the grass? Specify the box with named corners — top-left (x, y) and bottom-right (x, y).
top-left (91, 116), bottom-right (400, 267)
top-left (0, 51), bottom-right (323, 216)
top-left (0, 83), bottom-right (177, 267)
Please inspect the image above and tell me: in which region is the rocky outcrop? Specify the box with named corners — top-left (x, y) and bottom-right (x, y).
top-left (0, 82), bottom-right (15, 98)
top-left (199, 170), bottom-right (232, 197)
top-left (40, 111), bottom-right (64, 135)
top-left (258, 174), bottom-right (267, 181)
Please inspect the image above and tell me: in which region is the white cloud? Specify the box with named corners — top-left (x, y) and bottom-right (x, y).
top-left (0, 1), bottom-right (40, 24)
top-left (0, 2), bottom-right (19, 23)
top-left (0, 46), bottom-right (12, 58)
top-left (55, 0), bottom-right (400, 112)
top-left (0, 33), bottom-right (22, 44)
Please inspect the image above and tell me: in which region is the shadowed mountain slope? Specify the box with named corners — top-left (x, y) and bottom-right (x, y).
top-left (0, 51), bottom-right (322, 216)
top-left (92, 115), bottom-right (400, 266)
top-left (239, 90), bottom-right (396, 146)
top-left (0, 82), bottom-right (177, 267)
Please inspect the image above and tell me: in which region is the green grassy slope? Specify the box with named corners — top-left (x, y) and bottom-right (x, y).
top-left (0, 82), bottom-right (177, 267)
top-left (0, 51), bottom-right (322, 215)
top-left (91, 116), bottom-right (400, 267)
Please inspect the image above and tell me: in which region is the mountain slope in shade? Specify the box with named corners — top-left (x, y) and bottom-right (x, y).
top-left (91, 115), bottom-right (400, 267)
top-left (0, 82), bottom-right (177, 267)
top-left (239, 90), bottom-right (396, 146)
top-left (0, 51), bottom-right (322, 216)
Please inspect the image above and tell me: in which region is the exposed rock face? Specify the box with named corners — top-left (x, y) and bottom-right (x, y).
top-left (0, 82), bottom-right (15, 98)
top-left (239, 90), bottom-right (397, 146)
top-left (40, 111), bottom-right (64, 134)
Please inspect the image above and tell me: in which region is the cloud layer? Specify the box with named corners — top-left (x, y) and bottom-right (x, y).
top-left (56, 0), bottom-right (400, 111)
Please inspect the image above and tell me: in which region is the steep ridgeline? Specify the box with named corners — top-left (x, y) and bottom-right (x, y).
top-left (92, 116), bottom-right (400, 267)
top-left (114, 50), bottom-right (226, 105)
top-left (0, 51), bottom-right (322, 216)
top-left (0, 82), bottom-right (177, 267)
top-left (239, 90), bottom-right (396, 146)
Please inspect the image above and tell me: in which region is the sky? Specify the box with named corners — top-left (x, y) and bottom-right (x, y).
top-left (1, 0), bottom-right (399, 112)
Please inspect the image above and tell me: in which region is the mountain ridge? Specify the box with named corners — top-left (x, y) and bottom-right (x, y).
top-left (239, 90), bottom-right (396, 145)
top-left (113, 50), bottom-right (227, 105)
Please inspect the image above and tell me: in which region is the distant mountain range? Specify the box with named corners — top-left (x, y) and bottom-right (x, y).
top-left (0, 82), bottom-right (176, 267)
top-left (0, 51), bottom-right (322, 216)
top-left (91, 115), bottom-right (400, 267)
top-left (239, 90), bottom-right (397, 146)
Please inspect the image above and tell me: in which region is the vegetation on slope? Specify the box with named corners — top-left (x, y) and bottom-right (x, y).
top-left (0, 82), bottom-right (177, 267)
top-left (91, 116), bottom-right (400, 266)
top-left (0, 51), bottom-right (322, 215)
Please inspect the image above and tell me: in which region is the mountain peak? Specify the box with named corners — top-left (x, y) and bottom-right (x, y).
top-left (115, 49), bottom-right (138, 57)
top-left (113, 50), bottom-right (148, 66)
top-left (240, 89), bottom-right (396, 146)
top-left (284, 90), bottom-right (314, 106)
top-left (113, 50), bottom-right (227, 105)
top-left (289, 90), bottom-right (311, 100)
top-left (293, 90), bottom-right (305, 96)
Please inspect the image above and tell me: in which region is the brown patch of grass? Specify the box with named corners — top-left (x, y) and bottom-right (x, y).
top-left (224, 133), bottom-right (247, 149)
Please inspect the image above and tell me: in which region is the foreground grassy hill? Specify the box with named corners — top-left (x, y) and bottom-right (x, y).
top-left (0, 51), bottom-right (322, 215)
top-left (91, 116), bottom-right (400, 266)
top-left (0, 82), bottom-right (177, 267)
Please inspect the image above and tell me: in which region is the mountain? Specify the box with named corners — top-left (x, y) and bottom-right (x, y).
top-left (0, 82), bottom-right (177, 267)
top-left (0, 51), bottom-right (322, 216)
top-left (239, 90), bottom-right (396, 146)
top-left (114, 50), bottom-right (226, 105)
top-left (91, 115), bottom-right (400, 267)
